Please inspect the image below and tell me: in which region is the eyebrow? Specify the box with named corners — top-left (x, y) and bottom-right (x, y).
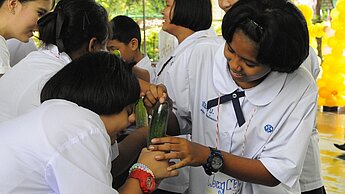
top-left (227, 43), bottom-right (259, 65)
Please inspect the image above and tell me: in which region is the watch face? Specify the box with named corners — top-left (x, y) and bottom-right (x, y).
top-left (211, 156), bottom-right (223, 169)
top-left (146, 176), bottom-right (155, 189)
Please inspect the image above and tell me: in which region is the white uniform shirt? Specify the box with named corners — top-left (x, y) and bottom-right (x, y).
top-left (184, 43), bottom-right (318, 194)
top-left (299, 46), bottom-right (323, 192)
top-left (154, 30), bottom-right (222, 193)
top-left (0, 44), bottom-right (71, 122)
top-left (0, 99), bottom-right (118, 194)
top-left (0, 35), bottom-right (10, 74)
top-left (7, 38), bottom-right (37, 67)
top-left (301, 47), bottom-right (320, 80)
top-left (136, 55), bottom-right (155, 83)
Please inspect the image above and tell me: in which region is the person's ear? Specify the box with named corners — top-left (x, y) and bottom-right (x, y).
top-left (88, 37), bottom-right (104, 52)
top-left (8, 0), bottom-right (18, 15)
top-left (129, 38), bottom-right (139, 51)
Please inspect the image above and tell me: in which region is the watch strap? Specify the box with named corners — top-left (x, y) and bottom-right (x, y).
top-left (202, 147), bottom-right (223, 175)
top-left (129, 169), bottom-right (156, 194)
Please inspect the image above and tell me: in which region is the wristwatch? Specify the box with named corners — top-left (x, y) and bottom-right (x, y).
top-left (129, 169), bottom-right (156, 193)
top-left (202, 147), bottom-right (224, 175)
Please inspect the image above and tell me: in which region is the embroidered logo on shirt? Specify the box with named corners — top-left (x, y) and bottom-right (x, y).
top-left (200, 101), bottom-right (216, 121)
top-left (264, 124), bottom-right (274, 133)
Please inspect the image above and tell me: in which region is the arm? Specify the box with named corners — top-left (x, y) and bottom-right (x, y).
top-left (148, 136), bottom-right (279, 187)
top-left (133, 66), bottom-right (150, 83)
top-left (111, 127), bottom-right (148, 176)
top-left (118, 149), bottom-right (179, 194)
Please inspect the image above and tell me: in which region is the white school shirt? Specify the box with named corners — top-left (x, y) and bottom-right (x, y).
top-left (0, 44), bottom-right (71, 122)
top-left (0, 99), bottom-right (118, 194)
top-left (7, 38), bottom-right (37, 67)
top-left (0, 35), bottom-right (10, 74)
top-left (299, 46), bottom-right (323, 192)
top-left (154, 30), bottom-right (222, 193)
top-left (136, 55), bottom-right (155, 83)
top-left (185, 43), bottom-right (318, 194)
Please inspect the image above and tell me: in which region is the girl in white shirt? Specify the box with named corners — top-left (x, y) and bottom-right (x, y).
top-left (218, 1), bottom-right (325, 194)
top-left (148, 0), bottom-right (318, 193)
top-left (144, 0), bottom-right (221, 193)
top-left (0, 0), bottom-right (109, 122)
top-left (0, 0), bottom-right (53, 76)
top-left (0, 51), bottom-right (177, 194)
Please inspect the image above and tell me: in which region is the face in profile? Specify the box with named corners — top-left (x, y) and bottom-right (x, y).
top-left (107, 39), bottom-right (136, 63)
top-left (101, 104), bottom-right (136, 144)
top-left (224, 30), bottom-right (271, 89)
top-left (161, 0), bottom-right (177, 35)
top-left (8, 0), bottom-right (52, 42)
top-left (218, 0), bottom-right (239, 12)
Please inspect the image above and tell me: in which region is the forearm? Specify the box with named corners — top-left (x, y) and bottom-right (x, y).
top-left (221, 152), bottom-right (280, 187)
top-left (133, 66), bottom-right (150, 83)
top-left (118, 178), bottom-right (143, 194)
top-left (112, 129), bottom-right (148, 176)
top-left (138, 78), bottom-right (150, 93)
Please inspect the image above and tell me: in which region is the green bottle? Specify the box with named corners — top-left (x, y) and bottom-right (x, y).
top-left (135, 96), bottom-right (148, 128)
top-left (148, 101), bottom-right (170, 145)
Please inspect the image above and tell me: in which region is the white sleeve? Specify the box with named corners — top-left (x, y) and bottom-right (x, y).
top-left (259, 91), bottom-right (317, 188)
top-left (308, 47), bottom-right (320, 79)
top-left (45, 132), bottom-right (118, 194)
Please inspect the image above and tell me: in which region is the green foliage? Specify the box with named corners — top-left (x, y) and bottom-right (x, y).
top-left (144, 27), bottom-right (161, 62)
top-left (96, 0), bottom-right (165, 19)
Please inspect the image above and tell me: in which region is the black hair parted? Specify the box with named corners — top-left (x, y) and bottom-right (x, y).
top-left (222, 0), bottom-right (309, 73)
top-left (40, 51), bottom-right (140, 115)
top-left (38, 0), bottom-right (109, 55)
top-left (110, 15), bottom-right (141, 47)
top-left (171, 0), bottom-right (212, 32)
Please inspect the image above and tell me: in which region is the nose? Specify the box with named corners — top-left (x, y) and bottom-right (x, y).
top-left (228, 55), bottom-right (243, 72)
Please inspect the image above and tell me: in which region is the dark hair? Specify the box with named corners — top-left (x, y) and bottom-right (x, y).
top-left (109, 15), bottom-right (141, 48)
top-left (41, 52), bottom-right (140, 115)
top-left (37, 0), bottom-right (109, 55)
top-left (0, 0), bottom-right (55, 9)
top-left (170, 0), bottom-right (212, 32)
top-left (222, 0), bottom-right (309, 73)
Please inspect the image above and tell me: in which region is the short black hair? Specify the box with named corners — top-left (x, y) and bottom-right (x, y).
top-left (170, 0), bottom-right (212, 32)
top-left (109, 15), bottom-right (141, 48)
top-left (222, 0), bottom-right (309, 73)
top-left (38, 0), bottom-right (109, 55)
top-left (41, 52), bottom-right (140, 115)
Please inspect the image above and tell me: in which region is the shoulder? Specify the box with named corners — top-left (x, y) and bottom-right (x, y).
top-left (40, 100), bottom-right (108, 146)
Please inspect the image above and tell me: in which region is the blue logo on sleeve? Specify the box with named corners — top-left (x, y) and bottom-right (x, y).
top-left (264, 124), bottom-right (274, 133)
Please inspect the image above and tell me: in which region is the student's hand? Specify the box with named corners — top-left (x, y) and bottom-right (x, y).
top-left (144, 84), bottom-right (168, 108)
top-left (137, 148), bottom-right (179, 179)
top-left (147, 137), bottom-right (210, 171)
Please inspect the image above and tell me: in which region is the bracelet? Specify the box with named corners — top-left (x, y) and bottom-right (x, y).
top-left (129, 163), bottom-right (155, 178)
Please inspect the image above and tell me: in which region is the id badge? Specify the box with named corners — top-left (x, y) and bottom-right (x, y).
top-left (205, 172), bottom-right (243, 194)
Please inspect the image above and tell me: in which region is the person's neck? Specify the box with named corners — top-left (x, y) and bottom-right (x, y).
top-left (174, 27), bottom-right (195, 44)
top-left (134, 51), bottom-right (144, 64)
top-left (0, 15), bottom-right (9, 39)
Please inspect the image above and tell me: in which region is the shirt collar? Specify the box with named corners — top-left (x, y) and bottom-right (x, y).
top-left (213, 43), bottom-right (287, 106)
top-left (136, 55), bottom-right (150, 67)
top-left (172, 30), bottom-right (210, 57)
top-left (40, 44), bottom-right (72, 65)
